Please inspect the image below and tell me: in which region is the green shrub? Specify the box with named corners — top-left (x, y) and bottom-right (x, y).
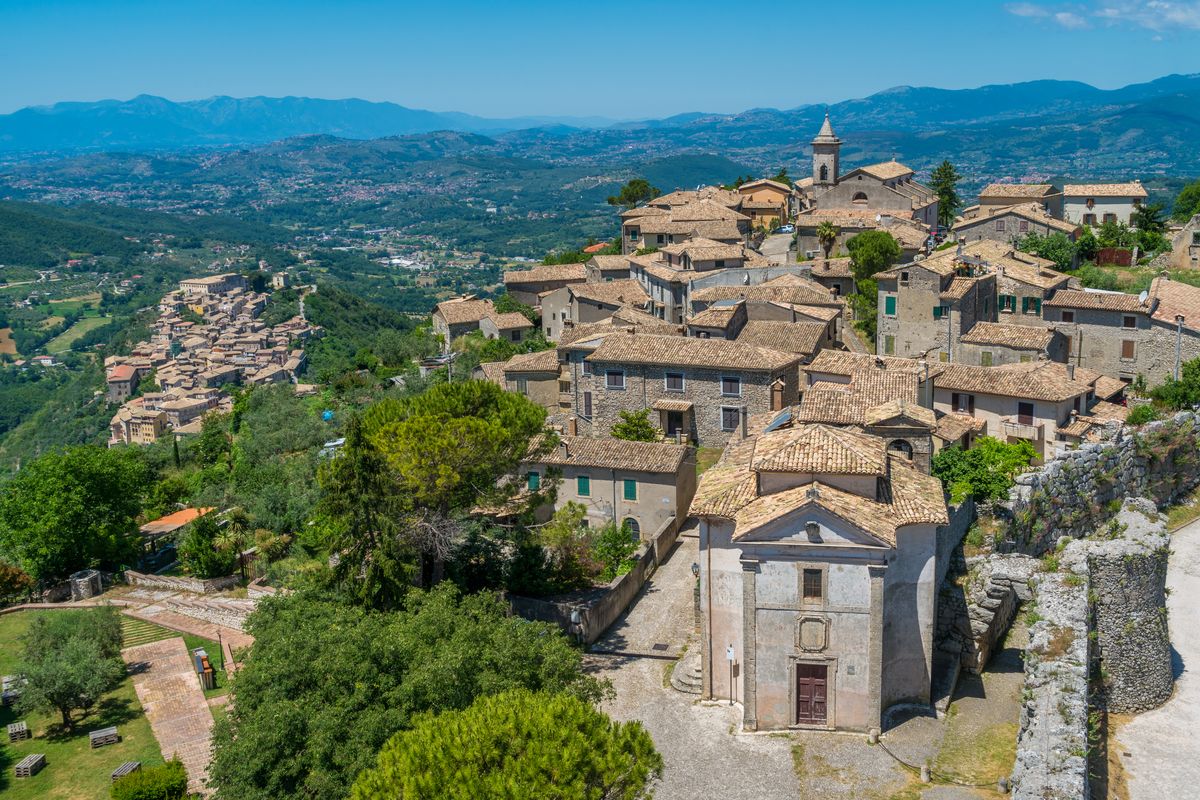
top-left (1126, 404), bottom-right (1160, 426)
top-left (111, 760), bottom-right (188, 800)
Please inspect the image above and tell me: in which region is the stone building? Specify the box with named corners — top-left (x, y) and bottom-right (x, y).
top-left (952, 203), bottom-right (1079, 248)
top-left (875, 247), bottom-right (995, 360)
top-left (540, 279), bottom-right (649, 341)
top-left (502, 263), bottom-right (588, 307)
top-left (689, 275), bottom-right (846, 341)
top-left (525, 436), bottom-right (697, 541)
top-left (803, 257), bottom-right (856, 299)
top-left (1062, 182), bottom-right (1148, 227)
top-left (975, 183), bottom-right (1063, 219)
top-left (803, 113), bottom-right (938, 228)
top-left (628, 239), bottom-right (770, 325)
top-left (586, 254), bottom-right (633, 282)
top-left (693, 420), bottom-right (948, 732)
top-left (735, 320), bottom-right (834, 363)
top-left (735, 178), bottom-right (796, 229)
top-left (620, 198), bottom-right (750, 255)
top-left (794, 210), bottom-right (928, 262)
top-left (180, 273), bottom-right (247, 297)
top-left (575, 333), bottom-right (800, 446)
top-left (106, 363), bottom-right (144, 402)
top-left (432, 298), bottom-right (498, 345)
top-left (1169, 214), bottom-right (1200, 271)
top-left (957, 321), bottom-right (1065, 366)
top-left (1044, 277), bottom-right (1200, 386)
top-left (478, 312), bottom-right (534, 344)
top-left (498, 349), bottom-right (562, 415)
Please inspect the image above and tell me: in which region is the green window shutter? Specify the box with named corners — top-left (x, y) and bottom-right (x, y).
top-left (577, 475), bottom-right (590, 497)
top-left (884, 335), bottom-right (895, 355)
top-left (933, 306), bottom-right (942, 320)
top-left (885, 296), bottom-right (896, 316)
top-left (1031, 298), bottom-right (1042, 314)
top-left (527, 472), bottom-right (540, 491)
top-left (623, 479), bottom-right (637, 501)
top-left (981, 351), bottom-right (993, 367)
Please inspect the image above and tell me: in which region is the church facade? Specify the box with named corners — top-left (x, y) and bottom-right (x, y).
top-left (805, 114), bottom-right (939, 229)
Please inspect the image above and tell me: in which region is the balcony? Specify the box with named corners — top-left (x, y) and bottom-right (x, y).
top-left (1001, 417), bottom-right (1043, 441)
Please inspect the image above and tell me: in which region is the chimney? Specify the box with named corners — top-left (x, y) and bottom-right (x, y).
top-left (560, 439), bottom-right (569, 458)
top-left (568, 416), bottom-right (578, 436)
top-left (1066, 364), bottom-right (1076, 380)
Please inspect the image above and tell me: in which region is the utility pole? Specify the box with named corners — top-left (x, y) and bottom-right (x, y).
top-left (1176, 314), bottom-right (1186, 381)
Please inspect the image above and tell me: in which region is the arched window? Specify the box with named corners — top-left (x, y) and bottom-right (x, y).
top-left (623, 518), bottom-right (641, 541)
top-left (852, 192), bottom-right (869, 205)
top-left (888, 439), bottom-right (914, 459)
top-left (819, 164), bottom-right (828, 182)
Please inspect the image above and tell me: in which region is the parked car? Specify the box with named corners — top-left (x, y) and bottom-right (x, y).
top-left (774, 224), bottom-right (795, 234)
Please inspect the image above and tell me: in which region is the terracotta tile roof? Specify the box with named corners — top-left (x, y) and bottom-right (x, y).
top-left (797, 371), bottom-right (921, 425)
top-left (797, 208), bottom-right (914, 227)
top-left (1063, 181), bottom-right (1148, 198)
top-left (688, 303), bottom-right (744, 330)
top-left (940, 275), bottom-right (990, 301)
top-left (1057, 417), bottom-right (1094, 438)
top-left (979, 183), bottom-right (1057, 199)
top-left (751, 423), bottom-right (888, 475)
top-left (935, 411), bottom-right (987, 443)
top-left (1043, 289), bottom-right (1146, 313)
top-left (107, 364), bottom-right (138, 382)
top-left (1147, 276), bottom-right (1200, 332)
top-left (1085, 400), bottom-right (1131, 422)
top-left (737, 179), bottom-right (793, 194)
top-left (570, 279), bottom-right (649, 307)
top-left (652, 398), bottom-right (694, 412)
top-left (435, 298), bottom-right (495, 325)
top-left (791, 304), bottom-right (843, 323)
top-left (652, 187), bottom-right (743, 209)
top-left (535, 436), bottom-right (690, 474)
top-left (503, 263), bottom-right (588, 285)
top-left (863, 398), bottom-right (938, 428)
top-left (955, 202), bottom-right (1079, 236)
top-left (633, 218), bottom-right (746, 240)
top-left (588, 254), bottom-right (631, 271)
top-left (736, 321), bottom-right (826, 356)
top-left (802, 257), bottom-right (855, 278)
top-left (503, 349), bottom-right (560, 374)
top-left (583, 242), bottom-right (612, 253)
top-left (488, 311), bottom-right (534, 330)
top-left (1092, 375), bottom-right (1127, 401)
top-left (587, 333), bottom-right (798, 372)
top-left (140, 507), bottom-right (214, 536)
top-left (609, 306), bottom-right (684, 333)
top-left (805, 350), bottom-right (940, 379)
top-left (936, 361), bottom-right (1096, 402)
top-left (959, 322), bottom-right (1053, 351)
top-left (477, 361), bottom-right (506, 385)
top-left (668, 199), bottom-right (750, 222)
top-left (857, 160), bottom-right (915, 180)
top-left (660, 237), bottom-right (747, 261)
top-left (691, 280), bottom-right (838, 307)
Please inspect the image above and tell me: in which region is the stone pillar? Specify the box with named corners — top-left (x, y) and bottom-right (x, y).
top-left (741, 559), bottom-right (760, 731)
top-left (867, 564), bottom-right (886, 730)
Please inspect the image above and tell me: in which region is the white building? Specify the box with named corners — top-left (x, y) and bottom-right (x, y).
top-left (1062, 182), bottom-right (1148, 228)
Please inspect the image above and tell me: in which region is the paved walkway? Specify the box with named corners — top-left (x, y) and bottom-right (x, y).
top-left (758, 233), bottom-right (794, 265)
top-left (123, 637), bottom-right (216, 796)
top-left (587, 530), bottom-right (799, 800)
top-left (1116, 517), bottom-right (1200, 799)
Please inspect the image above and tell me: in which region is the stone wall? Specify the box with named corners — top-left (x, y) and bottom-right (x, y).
top-left (164, 596), bottom-right (256, 631)
top-left (1007, 411), bottom-right (1200, 553)
top-left (124, 569), bottom-right (240, 594)
top-left (935, 498), bottom-right (976, 589)
top-left (1012, 570), bottom-right (1091, 800)
top-left (936, 555), bottom-right (1036, 674)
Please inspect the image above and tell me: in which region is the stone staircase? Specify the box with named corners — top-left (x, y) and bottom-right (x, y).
top-left (670, 648), bottom-right (703, 695)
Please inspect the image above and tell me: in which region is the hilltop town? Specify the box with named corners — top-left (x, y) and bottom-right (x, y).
top-left (3, 108), bottom-right (1200, 800)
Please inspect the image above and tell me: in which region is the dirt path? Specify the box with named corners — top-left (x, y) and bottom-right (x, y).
top-left (122, 637), bottom-right (215, 796)
top-left (1114, 518), bottom-right (1200, 799)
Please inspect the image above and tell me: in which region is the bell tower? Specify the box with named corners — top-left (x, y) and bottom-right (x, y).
top-left (811, 111), bottom-right (840, 188)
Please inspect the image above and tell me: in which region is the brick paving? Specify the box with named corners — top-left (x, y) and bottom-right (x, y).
top-left (123, 637), bottom-right (215, 796)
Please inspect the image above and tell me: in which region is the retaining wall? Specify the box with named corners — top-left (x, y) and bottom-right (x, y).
top-left (124, 570), bottom-right (240, 594)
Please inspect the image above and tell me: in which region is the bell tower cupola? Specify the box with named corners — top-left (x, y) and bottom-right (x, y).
top-left (812, 111), bottom-right (841, 188)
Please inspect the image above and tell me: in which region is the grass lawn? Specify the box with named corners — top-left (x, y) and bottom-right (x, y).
top-left (44, 316), bottom-right (111, 354)
top-left (1165, 486), bottom-right (1200, 530)
top-left (0, 611), bottom-right (164, 800)
top-left (695, 447), bottom-right (723, 476)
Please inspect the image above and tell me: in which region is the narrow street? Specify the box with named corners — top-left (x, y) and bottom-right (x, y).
top-left (587, 531), bottom-right (799, 800)
top-left (1115, 517), bottom-right (1200, 798)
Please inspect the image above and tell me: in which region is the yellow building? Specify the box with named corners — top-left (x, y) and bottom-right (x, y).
top-left (737, 178), bottom-right (795, 229)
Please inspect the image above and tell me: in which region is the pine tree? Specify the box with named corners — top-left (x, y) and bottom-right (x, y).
top-left (929, 161), bottom-right (962, 230)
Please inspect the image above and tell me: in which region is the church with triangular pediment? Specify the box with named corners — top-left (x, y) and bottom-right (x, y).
top-left (692, 415), bottom-right (948, 733)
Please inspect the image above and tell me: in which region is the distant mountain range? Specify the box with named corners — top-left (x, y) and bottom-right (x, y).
top-left (3, 73), bottom-right (1199, 164)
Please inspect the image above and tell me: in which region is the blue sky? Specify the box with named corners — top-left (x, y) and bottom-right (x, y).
top-left (2, 0), bottom-right (1199, 117)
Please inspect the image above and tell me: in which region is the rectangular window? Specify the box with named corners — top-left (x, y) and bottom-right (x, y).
top-left (952, 392), bottom-right (975, 415)
top-left (1104, 213), bottom-right (1117, 224)
top-left (884, 295), bottom-right (897, 316)
top-left (559, 380), bottom-right (571, 393)
top-left (623, 479), bottom-right (637, 501)
top-left (1061, 310), bottom-right (1075, 323)
top-left (1022, 297), bottom-right (1042, 315)
top-left (527, 472), bottom-right (540, 491)
top-left (981, 351), bottom-right (993, 367)
top-left (721, 406), bottom-right (740, 432)
top-left (999, 294), bottom-right (1017, 313)
top-left (1019, 219), bottom-right (1029, 233)
top-left (900, 271), bottom-right (910, 284)
top-left (1121, 340), bottom-right (1136, 360)
top-left (721, 376), bottom-right (742, 396)
top-left (802, 569), bottom-right (823, 601)
top-left (715, 260), bottom-right (726, 268)
top-left (656, 234), bottom-right (665, 245)
top-left (884, 335), bottom-right (895, 355)
top-left (1083, 213), bottom-right (1097, 226)
top-left (628, 228), bottom-right (639, 241)
top-left (1017, 401), bottom-right (1034, 426)
top-left (577, 475), bottom-right (591, 497)
top-left (606, 370), bottom-right (625, 390)
top-left (664, 372), bottom-right (685, 392)
top-left (581, 356), bottom-right (592, 376)
top-left (583, 391), bottom-right (593, 417)
top-left (995, 219), bottom-right (1006, 232)
top-left (1123, 315), bottom-right (1137, 329)
top-left (515, 377), bottom-right (528, 395)
top-left (933, 305), bottom-right (948, 320)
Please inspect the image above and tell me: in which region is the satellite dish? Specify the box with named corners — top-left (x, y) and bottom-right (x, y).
top-left (1138, 290), bottom-right (1149, 303)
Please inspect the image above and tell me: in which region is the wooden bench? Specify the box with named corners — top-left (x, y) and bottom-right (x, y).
top-left (7, 720), bottom-right (29, 742)
top-left (14, 753), bottom-right (45, 778)
top-left (111, 761), bottom-right (142, 782)
top-left (89, 726), bottom-right (119, 748)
